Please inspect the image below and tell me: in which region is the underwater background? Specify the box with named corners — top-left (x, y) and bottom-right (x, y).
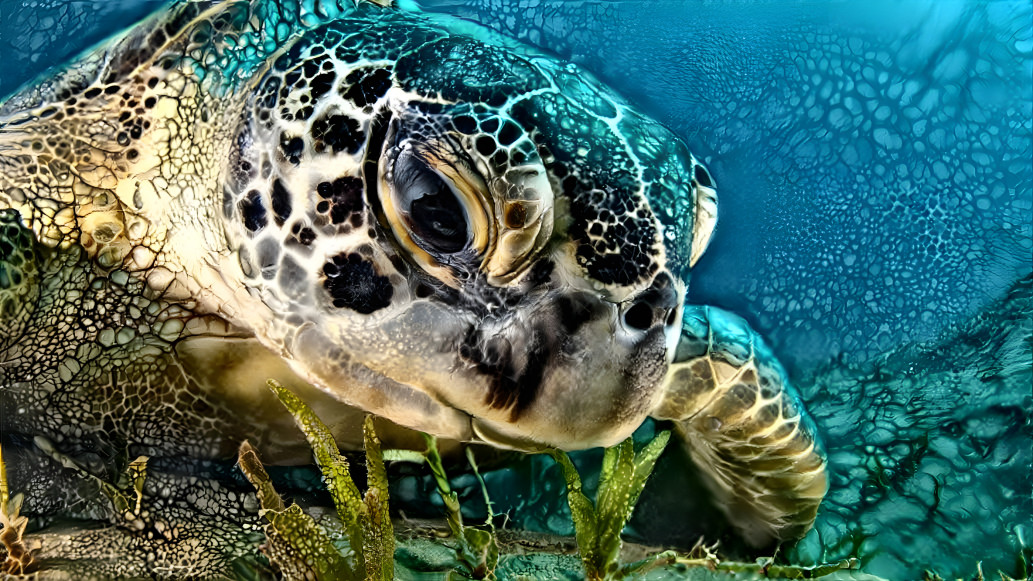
top-left (0, 0), bottom-right (1030, 579)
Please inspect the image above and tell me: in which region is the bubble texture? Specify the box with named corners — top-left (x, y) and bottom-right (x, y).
top-left (0, 0), bottom-right (165, 98)
top-left (1, 2), bottom-right (1030, 579)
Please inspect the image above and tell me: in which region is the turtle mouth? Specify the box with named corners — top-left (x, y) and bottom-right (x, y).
top-left (458, 303), bottom-right (672, 450)
top-left (280, 276), bottom-right (679, 451)
top-left (442, 280), bottom-right (678, 450)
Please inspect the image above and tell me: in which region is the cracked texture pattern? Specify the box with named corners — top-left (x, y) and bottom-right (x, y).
top-left (0, 1), bottom-right (1030, 580)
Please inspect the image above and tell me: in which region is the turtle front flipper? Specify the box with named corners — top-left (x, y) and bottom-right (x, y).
top-left (651, 305), bottom-right (827, 547)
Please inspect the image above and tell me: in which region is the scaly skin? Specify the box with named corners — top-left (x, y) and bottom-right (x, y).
top-left (0, 0), bottom-right (826, 574)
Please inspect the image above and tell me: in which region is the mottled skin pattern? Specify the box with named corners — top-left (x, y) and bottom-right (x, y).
top-left (1, 0), bottom-right (825, 575)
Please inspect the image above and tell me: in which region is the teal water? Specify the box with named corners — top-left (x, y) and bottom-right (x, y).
top-left (0, 1), bottom-right (1030, 579)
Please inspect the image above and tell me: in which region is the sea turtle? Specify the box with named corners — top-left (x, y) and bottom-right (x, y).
top-left (0, 0), bottom-right (826, 572)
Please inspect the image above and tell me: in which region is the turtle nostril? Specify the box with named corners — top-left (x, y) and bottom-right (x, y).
top-left (666, 307), bottom-right (678, 327)
top-left (624, 301), bottom-right (654, 331)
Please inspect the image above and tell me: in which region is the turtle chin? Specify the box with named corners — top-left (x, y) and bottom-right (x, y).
top-left (455, 290), bottom-right (675, 451)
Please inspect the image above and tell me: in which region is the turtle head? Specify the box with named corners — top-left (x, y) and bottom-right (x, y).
top-left (222, 25), bottom-right (718, 450)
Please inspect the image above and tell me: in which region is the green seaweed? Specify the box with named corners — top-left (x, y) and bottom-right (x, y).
top-left (420, 434), bottom-right (500, 579)
top-left (233, 385), bottom-right (915, 581)
top-left (0, 443), bottom-right (35, 575)
top-left (239, 439), bottom-right (354, 580)
top-left (239, 379), bottom-right (396, 580)
top-left (547, 430), bottom-right (671, 580)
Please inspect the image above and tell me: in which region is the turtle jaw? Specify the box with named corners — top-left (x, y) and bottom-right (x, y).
top-left (449, 287), bottom-right (678, 451)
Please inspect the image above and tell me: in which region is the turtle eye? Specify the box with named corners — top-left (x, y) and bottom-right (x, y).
top-left (396, 163), bottom-right (470, 254)
top-left (379, 141), bottom-right (490, 285)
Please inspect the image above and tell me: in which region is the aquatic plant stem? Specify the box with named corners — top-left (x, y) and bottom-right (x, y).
top-left (548, 430), bottom-right (671, 580)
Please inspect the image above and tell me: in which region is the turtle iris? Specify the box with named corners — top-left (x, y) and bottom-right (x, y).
top-left (393, 156), bottom-right (471, 254)
top-left (405, 174), bottom-right (468, 253)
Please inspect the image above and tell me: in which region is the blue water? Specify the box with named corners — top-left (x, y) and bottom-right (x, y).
top-left (1, 1), bottom-right (1030, 579)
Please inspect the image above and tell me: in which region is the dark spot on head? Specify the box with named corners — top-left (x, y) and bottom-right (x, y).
top-left (303, 59), bottom-right (320, 78)
top-left (342, 67), bottom-right (392, 108)
top-left (271, 179), bottom-right (293, 225)
top-left (323, 253), bottom-right (393, 314)
top-left (239, 190), bottom-right (267, 232)
top-left (144, 96), bottom-right (156, 109)
top-left (475, 136), bottom-right (497, 157)
top-left (480, 117), bottom-right (499, 133)
top-left (453, 115), bottom-right (477, 134)
top-left (310, 71), bottom-right (336, 101)
top-left (317, 176), bottom-right (364, 224)
top-left (126, 149), bottom-right (138, 160)
top-left (298, 227), bottom-right (316, 245)
top-left (312, 113), bottom-right (364, 154)
top-left (498, 121), bottom-right (521, 145)
top-left (281, 134), bottom-right (304, 164)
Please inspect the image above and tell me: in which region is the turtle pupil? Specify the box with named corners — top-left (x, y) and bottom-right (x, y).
top-left (409, 178), bottom-right (467, 253)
